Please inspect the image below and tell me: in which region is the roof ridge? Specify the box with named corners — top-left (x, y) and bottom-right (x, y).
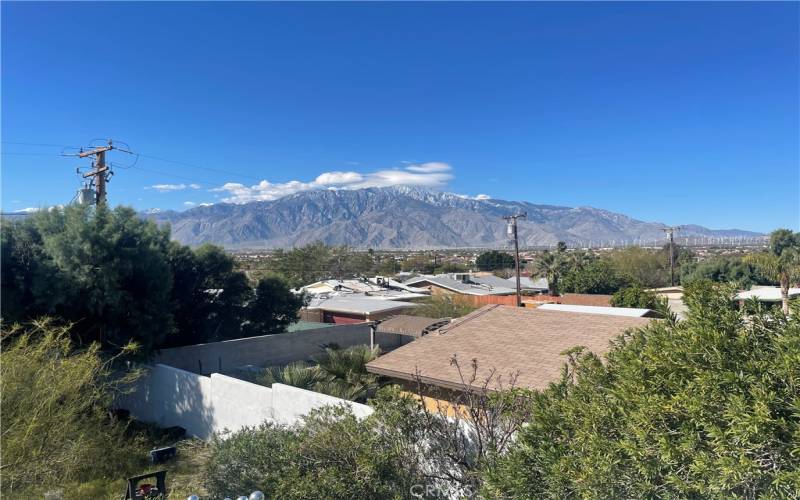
top-left (438, 304), bottom-right (501, 335)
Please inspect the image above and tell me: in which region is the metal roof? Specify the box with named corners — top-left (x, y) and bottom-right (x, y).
top-left (405, 275), bottom-right (516, 296)
top-left (536, 304), bottom-right (657, 318)
top-left (516, 277), bottom-right (549, 290)
top-left (735, 287), bottom-right (800, 302)
top-left (306, 295), bottom-right (418, 315)
top-left (286, 321), bottom-right (335, 332)
top-left (470, 274), bottom-right (517, 289)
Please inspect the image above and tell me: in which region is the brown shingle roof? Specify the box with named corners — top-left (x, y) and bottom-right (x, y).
top-left (366, 304), bottom-right (652, 392)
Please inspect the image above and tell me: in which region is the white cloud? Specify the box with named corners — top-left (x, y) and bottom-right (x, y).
top-left (15, 205), bottom-right (64, 213)
top-left (315, 171), bottom-right (364, 186)
top-left (475, 194), bottom-right (491, 200)
top-left (198, 202), bottom-right (213, 207)
top-left (148, 183), bottom-right (187, 192)
top-left (213, 162), bottom-right (454, 204)
top-left (183, 201), bottom-right (196, 206)
top-left (147, 183), bottom-right (202, 192)
top-left (404, 162), bottom-right (451, 173)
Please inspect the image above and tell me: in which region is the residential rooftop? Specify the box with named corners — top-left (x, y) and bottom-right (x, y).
top-left (735, 286), bottom-right (800, 302)
top-left (366, 304), bottom-right (652, 392)
top-left (306, 295), bottom-right (418, 315)
top-left (535, 304), bottom-right (659, 318)
top-left (404, 274), bottom-right (517, 296)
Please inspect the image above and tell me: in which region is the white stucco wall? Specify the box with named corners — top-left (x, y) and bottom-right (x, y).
top-left (271, 383), bottom-right (373, 425)
top-left (210, 373), bottom-right (274, 436)
top-left (118, 364), bottom-right (215, 439)
top-left (118, 364), bottom-right (373, 440)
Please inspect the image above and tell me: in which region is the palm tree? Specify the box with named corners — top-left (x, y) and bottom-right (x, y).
top-left (533, 250), bottom-right (567, 296)
top-left (314, 346), bottom-right (382, 402)
top-left (258, 361), bottom-right (328, 390)
top-left (745, 229), bottom-right (800, 315)
top-left (258, 346), bottom-right (382, 402)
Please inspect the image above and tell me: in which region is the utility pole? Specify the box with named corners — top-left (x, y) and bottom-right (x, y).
top-left (503, 213), bottom-right (527, 307)
top-left (661, 226), bottom-right (681, 286)
top-left (67, 139), bottom-right (133, 205)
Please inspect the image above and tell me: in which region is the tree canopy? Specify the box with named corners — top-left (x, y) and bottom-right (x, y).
top-left (745, 229), bottom-right (800, 314)
top-left (560, 257), bottom-right (632, 294)
top-left (1, 205), bottom-right (303, 354)
top-left (484, 281), bottom-right (800, 498)
top-left (476, 250), bottom-right (515, 272)
top-left (610, 283), bottom-right (664, 309)
top-left (2, 205), bottom-right (175, 352)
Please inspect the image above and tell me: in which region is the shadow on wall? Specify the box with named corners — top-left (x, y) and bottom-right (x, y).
top-left (118, 364), bottom-right (216, 439)
top-left (117, 364), bottom-right (373, 439)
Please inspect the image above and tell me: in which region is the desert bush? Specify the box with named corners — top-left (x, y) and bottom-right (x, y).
top-left (0, 319), bottom-right (140, 493)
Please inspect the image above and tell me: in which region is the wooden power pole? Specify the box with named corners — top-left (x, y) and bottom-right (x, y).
top-left (661, 226), bottom-right (681, 286)
top-left (503, 212), bottom-right (527, 307)
top-left (69, 139), bottom-right (133, 205)
top-left (79, 143), bottom-right (112, 205)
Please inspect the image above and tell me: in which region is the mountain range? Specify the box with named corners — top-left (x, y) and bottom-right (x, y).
top-left (146, 187), bottom-right (761, 249)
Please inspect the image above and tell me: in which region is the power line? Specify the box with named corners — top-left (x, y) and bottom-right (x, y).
top-left (130, 165), bottom-right (216, 186)
top-left (1, 141), bottom-right (79, 148)
top-left (4, 140), bottom-right (263, 184)
top-left (136, 153), bottom-right (263, 182)
top-left (1, 152), bottom-right (62, 156)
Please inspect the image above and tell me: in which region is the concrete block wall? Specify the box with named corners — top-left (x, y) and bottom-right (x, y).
top-left (154, 324), bottom-right (403, 374)
top-left (117, 363), bottom-right (373, 439)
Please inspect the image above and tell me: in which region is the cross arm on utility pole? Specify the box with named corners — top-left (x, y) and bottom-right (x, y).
top-left (77, 145), bottom-right (113, 158)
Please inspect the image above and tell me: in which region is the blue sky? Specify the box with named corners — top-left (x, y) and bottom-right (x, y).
top-left (2, 1), bottom-right (798, 232)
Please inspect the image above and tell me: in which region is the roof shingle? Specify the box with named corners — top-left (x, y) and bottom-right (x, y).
top-left (367, 304), bottom-right (652, 392)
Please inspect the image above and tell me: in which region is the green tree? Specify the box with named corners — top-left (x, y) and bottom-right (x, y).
top-left (244, 276), bottom-right (307, 336)
top-left (560, 259), bottom-right (632, 294)
top-left (258, 345), bottom-right (381, 403)
top-left (164, 243), bottom-right (253, 346)
top-left (745, 229), bottom-right (800, 315)
top-left (606, 247), bottom-right (671, 288)
top-left (476, 250), bottom-right (515, 272)
top-left (269, 242), bottom-right (376, 288)
top-left (410, 295), bottom-right (477, 318)
top-left (1, 205), bottom-right (174, 353)
top-left (610, 283), bottom-right (663, 309)
top-left (532, 247), bottom-right (567, 295)
top-left (1, 205), bottom-right (261, 352)
top-left (484, 281), bottom-right (800, 498)
top-left (680, 255), bottom-right (766, 289)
